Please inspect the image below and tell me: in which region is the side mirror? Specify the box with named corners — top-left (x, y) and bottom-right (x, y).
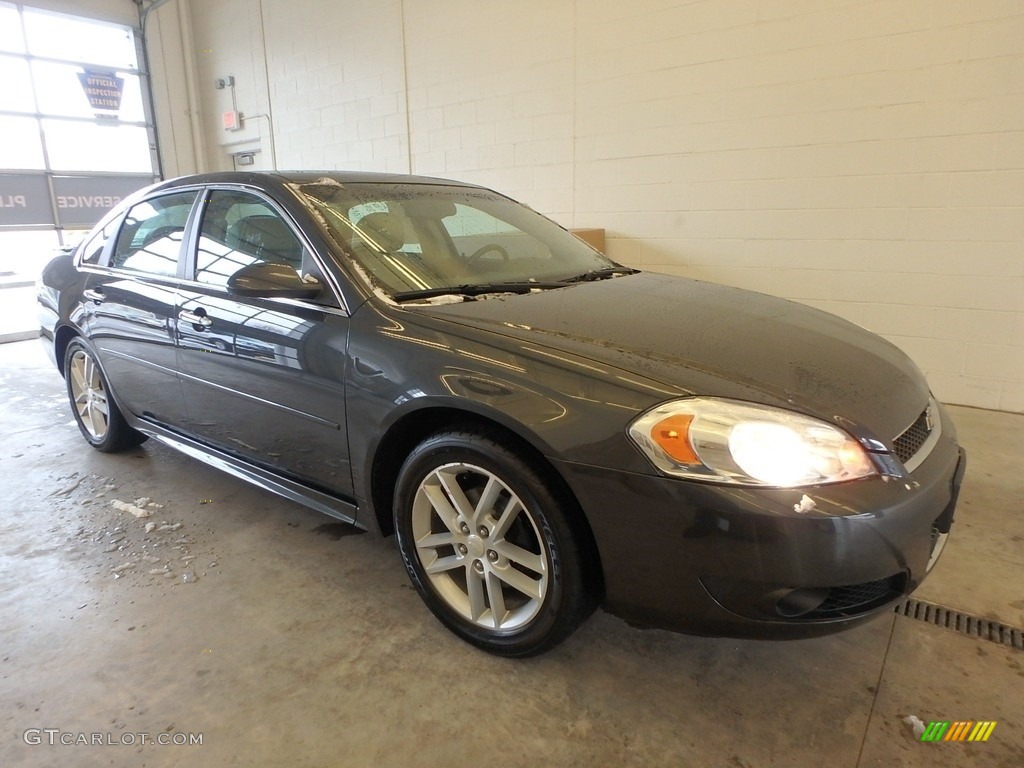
top-left (226, 262), bottom-right (321, 299)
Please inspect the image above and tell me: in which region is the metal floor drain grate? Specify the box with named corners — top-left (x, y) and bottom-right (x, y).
top-left (896, 598), bottom-right (1024, 651)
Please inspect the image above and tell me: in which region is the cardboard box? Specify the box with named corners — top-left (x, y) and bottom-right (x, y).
top-left (570, 228), bottom-right (605, 254)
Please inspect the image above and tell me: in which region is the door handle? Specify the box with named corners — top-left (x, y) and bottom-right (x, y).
top-left (354, 357), bottom-right (384, 377)
top-left (83, 288), bottom-right (105, 304)
top-left (178, 309), bottom-right (212, 328)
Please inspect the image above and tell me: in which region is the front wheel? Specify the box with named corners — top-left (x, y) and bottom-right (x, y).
top-left (64, 338), bottom-right (147, 453)
top-left (394, 429), bottom-right (595, 657)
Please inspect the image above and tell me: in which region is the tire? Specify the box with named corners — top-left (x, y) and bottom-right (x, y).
top-left (64, 338), bottom-right (147, 453)
top-left (394, 428), bottom-right (595, 657)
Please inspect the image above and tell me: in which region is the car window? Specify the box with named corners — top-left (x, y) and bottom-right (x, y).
top-left (441, 204), bottom-right (553, 265)
top-left (298, 182), bottom-right (617, 297)
top-left (79, 216), bottom-right (120, 265)
top-left (110, 191), bottom-right (198, 277)
top-left (194, 190), bottom-right (305, 288)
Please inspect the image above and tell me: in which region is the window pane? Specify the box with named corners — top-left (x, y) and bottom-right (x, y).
top-left (0, 116), bottom-right (44, 169)
top-left (0, 229), bottom-right (60, 280)
top-left (0, 54), bottom-right (34, 112)
top-left (33, 61), bottom-right (145, 122)
top-left (440, 203), bottom-right (555, 271)
top-left (23, 9), bottom-right (137, 69)
top-left (442, 204), bottom-right (518, 239)
top-left (301, 182), bottom-right (615, 297)
top-left (0, 4), bottom-right (24, 54)
top-left (43, 119), bottom-right (152, 173)
top-left (195, 191), bottom-right (304, 287)
top-left (112, 191), bottom-right (197, 277)
top-left (80, 217), bottom-right (121, 265)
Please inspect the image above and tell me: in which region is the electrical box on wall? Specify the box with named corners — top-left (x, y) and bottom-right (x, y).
top-left (222, 110), bottom-right (242, 131)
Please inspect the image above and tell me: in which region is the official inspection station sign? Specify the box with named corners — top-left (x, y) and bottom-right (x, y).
top-left (77, 69), bottom-right (125, 116)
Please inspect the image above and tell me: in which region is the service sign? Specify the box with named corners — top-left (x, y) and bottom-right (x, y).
top-left (52, 175), bottom-right (152, 227)
top-left (0, 173), bottom-right (154, 228)
top-left (0, 174), bottom-right (52, 226)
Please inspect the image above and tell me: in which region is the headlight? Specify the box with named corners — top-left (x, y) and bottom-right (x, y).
top-left (628, 398), bottom-right (877, 487)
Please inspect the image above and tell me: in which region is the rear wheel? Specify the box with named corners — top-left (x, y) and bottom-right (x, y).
top-left (64, 338), bottom-right (147, 453)
top-left (394, 429), bottom-right (595, 656)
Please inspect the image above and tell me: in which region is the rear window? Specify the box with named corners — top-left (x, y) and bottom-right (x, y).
top-left (110, 191), bottom-right (198, 277)
top-left (79, 217), bottom-right (120, 265)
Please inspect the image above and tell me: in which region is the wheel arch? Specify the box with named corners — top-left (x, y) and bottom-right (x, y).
top-left (54, 323), bottom-right (80, 377)
top-left (368, 405), bottom-right (605, 597)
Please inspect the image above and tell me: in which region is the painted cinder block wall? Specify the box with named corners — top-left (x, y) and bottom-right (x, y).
top-left (175, 0), bottom-right (1024, 412)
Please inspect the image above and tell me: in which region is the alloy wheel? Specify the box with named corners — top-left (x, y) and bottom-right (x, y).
top-left (69, 349), bottom-right (109, 440)
top-left (411, 462), bottom-right (549, 631)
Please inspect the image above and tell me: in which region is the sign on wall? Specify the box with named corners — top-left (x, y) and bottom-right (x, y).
top-left (52, 175), bottom-right (152, 227)
top-left (0, 173), bottom-right (154, 228)
top-left (77, 69), bottom-right (125, 117)
top-left (0, 175), bottom-right (52, 226)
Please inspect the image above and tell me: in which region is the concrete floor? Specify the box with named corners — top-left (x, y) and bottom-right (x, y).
top-left (1, 338), bottom-right (1022, 768)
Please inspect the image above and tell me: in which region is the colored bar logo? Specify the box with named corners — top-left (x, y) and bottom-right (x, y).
top-left (921, 721), bottom-right (997, 742)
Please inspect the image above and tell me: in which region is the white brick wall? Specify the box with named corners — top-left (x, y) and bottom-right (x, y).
top-left (402, 0), bottom-right (576, 217)
top-left (177, 0), bottom-right (1024, 412)
top-left (189, 0), bottom-right (409, 173)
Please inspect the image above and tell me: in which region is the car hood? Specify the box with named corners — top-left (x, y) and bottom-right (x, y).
top-left (418, 272), bottom-right (929, 447)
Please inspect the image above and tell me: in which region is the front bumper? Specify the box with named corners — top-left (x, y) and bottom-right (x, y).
top-left (554, 429), bottom-right (965, 639)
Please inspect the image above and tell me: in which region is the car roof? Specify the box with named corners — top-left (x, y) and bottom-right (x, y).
top-left (150, 170), bottom-right (482, 192)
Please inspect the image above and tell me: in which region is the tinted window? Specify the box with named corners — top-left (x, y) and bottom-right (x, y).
top-left (194, 190), bottom-right (305, 288)
top-left (80, 217), bottom-right (120, 265)
top-left (111, 191), bottom-right (198, 277)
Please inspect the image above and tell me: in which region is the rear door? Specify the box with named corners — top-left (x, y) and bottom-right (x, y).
top-left (174, 187), bottom-right (353, 495)
top-left (80, 189), bottom-right (198, 428)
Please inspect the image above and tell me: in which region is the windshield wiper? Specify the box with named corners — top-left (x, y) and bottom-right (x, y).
top-left (563, 267), bottom-right (639, 283)
top-left (393, 281), bottom-right (569, 302)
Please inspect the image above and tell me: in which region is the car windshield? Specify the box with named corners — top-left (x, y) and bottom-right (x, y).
top-left (295, 180), bottom-right (623, 300)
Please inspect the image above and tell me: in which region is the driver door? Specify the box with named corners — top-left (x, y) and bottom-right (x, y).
top-left (175, 188), bottom-right (353, 495)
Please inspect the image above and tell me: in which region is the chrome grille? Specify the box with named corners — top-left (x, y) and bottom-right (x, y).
top-left (893, 407), bottom-right (931, 464)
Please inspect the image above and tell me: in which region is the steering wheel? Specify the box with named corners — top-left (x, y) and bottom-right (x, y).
top-left (466, 243), bottom-right (510, 266)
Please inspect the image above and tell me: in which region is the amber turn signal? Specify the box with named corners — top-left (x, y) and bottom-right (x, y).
top-left (651, 414), bottom-right (701, 465)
